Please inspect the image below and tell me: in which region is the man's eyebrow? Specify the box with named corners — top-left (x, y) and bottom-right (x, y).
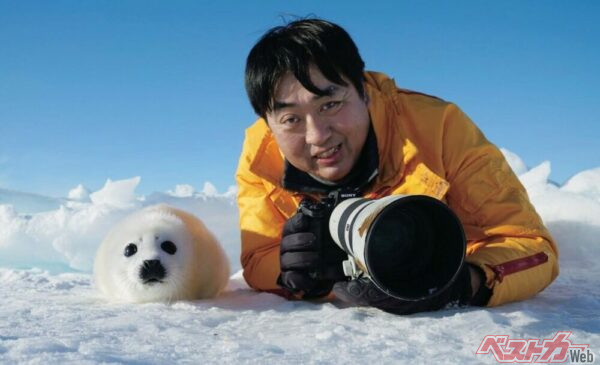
top-left (272, 85), bottom-right (341, 112)
top-left (272, 101), bottom-right (296, 112)
top-left (312, 85), bottom-right (340, 100)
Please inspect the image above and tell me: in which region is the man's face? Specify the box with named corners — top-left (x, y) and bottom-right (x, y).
top-left (265, 66), bottom-right (370, 182)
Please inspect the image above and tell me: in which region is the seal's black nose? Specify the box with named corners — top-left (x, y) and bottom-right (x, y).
top-left (140, 259), bottom-right (166, 283)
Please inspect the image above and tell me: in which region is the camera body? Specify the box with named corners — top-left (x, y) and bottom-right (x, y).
top-left (297, 188), bottom-right (360, 219)
top-left (296, 188), bottom-right (360, 281)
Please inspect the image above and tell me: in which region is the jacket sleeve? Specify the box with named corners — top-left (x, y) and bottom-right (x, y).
top-left (235, 136), bottom-right (285, 292)
top-left (441, 105), bottom-right (559, 306)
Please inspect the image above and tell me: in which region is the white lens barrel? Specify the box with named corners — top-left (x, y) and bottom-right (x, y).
top-left (329, 195), bottom-right (404, 265)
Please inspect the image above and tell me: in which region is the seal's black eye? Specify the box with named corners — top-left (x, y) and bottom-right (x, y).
top-left (124, 243), bottom-right (137, 257)
top-left (161, 240), bottom-right (177, 255)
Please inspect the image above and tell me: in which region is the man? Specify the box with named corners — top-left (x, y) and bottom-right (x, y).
top-left (236, 18), bottom-right (558, 314)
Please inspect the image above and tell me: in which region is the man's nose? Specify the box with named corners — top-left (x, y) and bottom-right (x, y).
top-left (305, 114), bottom-right (331, 145)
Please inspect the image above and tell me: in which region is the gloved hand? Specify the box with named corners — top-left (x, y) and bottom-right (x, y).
top-left (333, 264), bottom-right (490, 314)
top-left (277, 204), bottom-right (347, 299)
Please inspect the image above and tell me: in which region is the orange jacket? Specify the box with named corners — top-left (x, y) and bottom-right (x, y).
top-left (236, 71), bottom-right (559, 307)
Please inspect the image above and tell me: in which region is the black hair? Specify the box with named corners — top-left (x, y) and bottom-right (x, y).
top-left (245, 18), bottom-right (366, 118)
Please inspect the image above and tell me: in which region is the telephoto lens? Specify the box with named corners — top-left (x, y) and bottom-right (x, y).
top-left (328, 194), bottom-right (465, 301)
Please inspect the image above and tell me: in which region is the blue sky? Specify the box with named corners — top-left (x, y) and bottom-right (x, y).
top-left (1, 1), bottom-right (598, 197)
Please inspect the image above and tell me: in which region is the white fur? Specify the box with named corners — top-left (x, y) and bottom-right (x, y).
top-left (93, 204), bottom-right (229, 303)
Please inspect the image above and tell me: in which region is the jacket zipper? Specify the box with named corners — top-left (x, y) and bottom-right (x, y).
top-left (487, 252), bottom-right (549, 283)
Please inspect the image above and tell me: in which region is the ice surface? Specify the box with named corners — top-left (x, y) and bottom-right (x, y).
top-left (167, 184), bottom-right (196, 198)
top-left (89, 177), bottom-right (142, 209)
top-left (0, 149), bottom-right (598, 364)
top-left (0, 188), bottom-right (64, 215)
top-left (562, 167), bottom-right (600, 200)
top-left (0, 177), bottom-right (240, 274)
top-left (67, 184), bottom-right (91, 202)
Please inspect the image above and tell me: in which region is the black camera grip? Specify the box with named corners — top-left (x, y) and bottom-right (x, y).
top-left (297, 199), bottom-right (347, 282)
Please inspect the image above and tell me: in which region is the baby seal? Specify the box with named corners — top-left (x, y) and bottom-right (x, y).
top-left (94, 204), bottom-right (229, 302)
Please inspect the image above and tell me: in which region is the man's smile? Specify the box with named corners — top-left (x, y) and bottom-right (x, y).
top-left (313, 143), bottom-right (342, 159)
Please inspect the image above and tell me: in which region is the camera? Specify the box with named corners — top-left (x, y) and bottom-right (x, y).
top-left (295, 188), bottom-right (361, 282)
top-left (300, 189), bottom-right (467, 301)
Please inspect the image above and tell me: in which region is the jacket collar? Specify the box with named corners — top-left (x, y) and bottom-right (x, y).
top-left (363, 72), bottom-right (411, 187)
top-left (247, 124), bottom-right (285, 187)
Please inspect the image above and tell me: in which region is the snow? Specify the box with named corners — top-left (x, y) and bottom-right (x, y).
top-left (67, 184), bottom-right (91, 202)
top-left (167, 184), bottom-right (196, 198)
top-left (0, 149), bottom-right (599, 364)
top-left (0, 188), bottom-right (64, 215)
top-left (562, 167), bottom-right (600, 199)
top-left (89, 177), bottom-right (142, 209)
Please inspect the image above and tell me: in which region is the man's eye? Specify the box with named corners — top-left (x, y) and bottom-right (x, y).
top-left (281, 116), bottom-right (300, 125)
top-left (321, 101), bottom-right (342, 113)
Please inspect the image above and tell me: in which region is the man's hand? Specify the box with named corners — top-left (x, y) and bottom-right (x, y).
top-left (333, 264), bottom-right (490, 314)
top-left (277, 208), bottom-right (346, 299)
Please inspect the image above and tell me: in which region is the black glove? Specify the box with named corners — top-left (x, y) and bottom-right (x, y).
top-left (277, 204), bottom-right (347, 299)
top-left (333, 264), bottom-right (491, 315)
